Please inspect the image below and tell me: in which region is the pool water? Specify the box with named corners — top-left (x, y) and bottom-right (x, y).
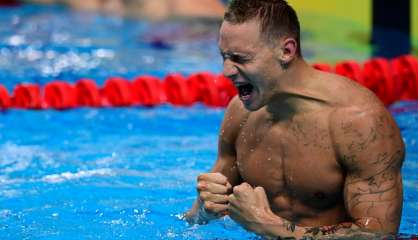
top-left (0, 4), bottom-right (417, 239)
top-left (0, 107), bottom-right (256, 239)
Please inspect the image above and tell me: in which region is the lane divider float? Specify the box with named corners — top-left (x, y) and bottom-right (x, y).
top-left (1, 54), bottom-right (417, 110)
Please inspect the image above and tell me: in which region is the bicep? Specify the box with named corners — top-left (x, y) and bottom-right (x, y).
top-left (210, 96), bottom-right (245, 187)
top-left (333, 107), bottom-right (405, 234)
top-left (344, 163), bottom-right (403, 233)
top-left (211, 141), bottom-right (241, 187)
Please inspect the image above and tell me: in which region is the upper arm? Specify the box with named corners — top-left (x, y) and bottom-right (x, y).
top-left (332, 106), bottom-right (405, 234)
top-left (211, 96), bottom-right (246, 187)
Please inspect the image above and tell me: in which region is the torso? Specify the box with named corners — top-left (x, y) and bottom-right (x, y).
top-left (235, 107), bottom-right (347, 226)
top-left (230, 73), bottom-right (382, 227)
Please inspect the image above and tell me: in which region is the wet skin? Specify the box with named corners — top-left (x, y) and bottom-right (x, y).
top-left (185, 18), bottom-right (404, 239)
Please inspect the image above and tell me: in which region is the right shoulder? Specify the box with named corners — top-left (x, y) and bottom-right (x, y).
top-left (220, 96), bottom-right (249, 143)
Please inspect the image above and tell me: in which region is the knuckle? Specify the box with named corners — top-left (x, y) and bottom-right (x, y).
top-left (204, 201), bottom-right (213, 211)
top-left (197, 183), bottom-right (206, 191)
top-left (199, 192), bottom-right (208, 200)
top-left (197, 174), bottom-right (205, 182)
top-left (214, 172), bottom-right (226, 181)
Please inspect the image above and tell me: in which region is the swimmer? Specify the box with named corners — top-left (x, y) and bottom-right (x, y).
top-left (184, 0), bottom-right (405, 239)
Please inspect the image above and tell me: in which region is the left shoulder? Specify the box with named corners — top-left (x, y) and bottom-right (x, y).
top-left (329, 104), bottom-right (395, 132)
top-left (328, 104), bottom-right (404, 170)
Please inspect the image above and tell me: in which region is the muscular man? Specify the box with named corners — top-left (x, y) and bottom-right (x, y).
top-left (184, 0), bottom-right (405, 239)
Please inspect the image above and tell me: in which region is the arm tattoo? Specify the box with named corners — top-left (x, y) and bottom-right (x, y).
top-left (305, 222), bottom-right (353, 236)
top-left (282, 219), bottom-right (296, 232)
top-left (276, 222), bottom-right (357, 240)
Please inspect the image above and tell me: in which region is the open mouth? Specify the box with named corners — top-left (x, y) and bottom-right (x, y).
top-left (237, 83), bottom-right (254, 100)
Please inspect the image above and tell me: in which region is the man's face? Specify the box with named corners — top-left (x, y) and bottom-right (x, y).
top-left (219, 18), bottom-right (284, 111)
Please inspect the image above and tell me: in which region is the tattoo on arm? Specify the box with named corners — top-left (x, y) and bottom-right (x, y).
top-left (304, 222), bottom-right (354, 236)
top-left (282, 220), bottom-right (296, 233)
top-left (278, 219), bottom-right (359, 239)
top-left (338, 111), bottom-right (404, 234)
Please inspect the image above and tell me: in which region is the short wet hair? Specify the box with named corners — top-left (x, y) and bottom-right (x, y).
top-left (224, 0), bottom-right (301, 55)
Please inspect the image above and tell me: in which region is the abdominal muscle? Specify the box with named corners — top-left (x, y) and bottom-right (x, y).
top-left (238, 155), bottom-right (348, 226)
top-left (270, 194), bottom-right (348, 226)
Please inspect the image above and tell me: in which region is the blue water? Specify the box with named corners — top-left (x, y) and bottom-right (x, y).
top-left (0, 4), bottom-right (417, 239)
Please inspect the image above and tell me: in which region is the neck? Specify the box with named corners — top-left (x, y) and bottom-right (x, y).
top-left (276, 57), bottom-right (311, 90)
top-left (265, 58), bottom-right (323, 120)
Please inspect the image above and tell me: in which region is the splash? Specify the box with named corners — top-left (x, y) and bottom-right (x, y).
top-left (42, 168), bottom-right (114, 183)
top-left (0, 142), bottom-right (53, 174)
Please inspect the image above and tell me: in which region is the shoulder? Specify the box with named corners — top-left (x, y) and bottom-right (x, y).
top-left (328, 104), bottom-right (404, 171)
top-left (219, 96), bottom-right (249, 143)
top-left (316, 69), bottom-right (383, 106)
top-left (328, 103), bottom-right (401, 147)
top-left (329, 103), bottom-right (395, 137)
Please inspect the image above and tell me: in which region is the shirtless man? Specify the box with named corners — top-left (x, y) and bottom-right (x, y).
top-left (184, 0), bottom-right (405, 239)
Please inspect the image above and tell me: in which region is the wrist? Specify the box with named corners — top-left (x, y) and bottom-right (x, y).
top-left (252, 211), bottom-right (285, 238)
top-left (185, 199), bottom-right (219, 225)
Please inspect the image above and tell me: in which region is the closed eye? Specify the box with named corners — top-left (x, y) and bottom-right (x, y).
top-left (230, 54), bottom-right (250, 64)
top-left (220, 51), bottom-right (251, 64)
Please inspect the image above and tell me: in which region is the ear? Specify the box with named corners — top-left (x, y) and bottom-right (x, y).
top-left (278, 37), bottom-right (298, 66)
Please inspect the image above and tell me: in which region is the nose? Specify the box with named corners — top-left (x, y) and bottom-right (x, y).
top-left (223, 59), bottom-right (238, 79)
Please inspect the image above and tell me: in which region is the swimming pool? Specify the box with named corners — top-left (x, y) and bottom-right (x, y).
top-left (0, 4), bottom-right (417, 239)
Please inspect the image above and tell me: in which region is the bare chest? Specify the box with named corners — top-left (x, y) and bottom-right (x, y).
top-left (235, 114), bottom-right (344, 211)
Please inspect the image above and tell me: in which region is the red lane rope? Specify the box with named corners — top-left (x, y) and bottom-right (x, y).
top-left (102, 77), bottom-right (134, 107)
top-left (132, 76), bottom-right (165, 106)
top-left (0, 55), bottom-right (417, 110)
top-left (335, 60), bottom-right (364, 85)
top-left (392, 55), bottom-right (418, 101)
top-left (363, 58), bottom-right (394, 105)
top-left (188, 72), bottom-right (221, 107)
top-left (164, 74), bottom-right (193, 106)
top-left (0, 85), bottom-right (11, 109)
top-left (44, 81), bottom-right (77, 109)
top-left (12, 84), bottom-right (42, 109)
top-left (75, 79), bottom-right (101, 107)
